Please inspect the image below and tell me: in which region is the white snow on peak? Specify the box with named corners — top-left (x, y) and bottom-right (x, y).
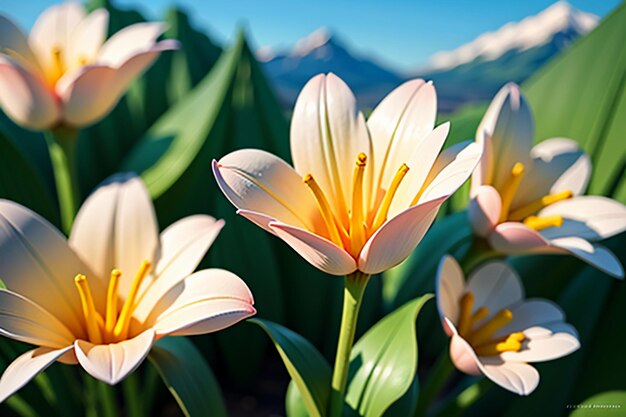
top-left (291, 27), bottom-right (333, 56)
top-left (256, 46), bottom-right (276, 62)
top-left (428, 1), bottom-right (598, 71)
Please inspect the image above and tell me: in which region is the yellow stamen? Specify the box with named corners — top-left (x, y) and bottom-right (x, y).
top-left (74, 274), bottom-right (102, 344)
top-left (113, 261), bottom-right (151, 339)
top-left (349, 153), bottom-right (367, 256)
top-left (508, 190), bottom-right (573, 221)
top-left (468, 308), bottom-right (513, 346)
top-left (304, 174), bottom-right (344, 248)
top-left (474, 332), bottom-right (526, 356)
top-left (469, 306), bottom-right (489, 329)
top-left (105, 269), bottom-right (122, 336)
top-left (50, 46), bottom-right (64, 82)
top-left (371, 163), bottom-right (410, 231)
top-left (457, 292), bottom-right (474, 336)
top-left (523, 215), bottom-right (564, 231)
top-left (498, 162), bottom-right (525, 222)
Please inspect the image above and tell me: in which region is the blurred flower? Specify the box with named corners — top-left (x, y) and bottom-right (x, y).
top-left (0, 2), bottom-right (178, 130)
top-left (213, 73), bottom-right (482, 275)
top-left (0, 174), bottom-right (254, 400)
top-left (469, 83), bottom-right (626, 278)
top-left (436, 256), bottom-right (579, 395)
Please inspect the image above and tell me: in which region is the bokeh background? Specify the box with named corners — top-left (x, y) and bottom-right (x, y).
top-left (1, 0), bottom-right (625, 416)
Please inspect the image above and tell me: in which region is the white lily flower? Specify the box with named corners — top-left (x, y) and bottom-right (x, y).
top-left (0, 174), bottom-right (255, 400)
top-left (0, 2), bottom-right (178, 129)
top-left (469, 83), bottom-right (626, 278)
top-left (436, 256), bottom-right (579, 395)
top-left (214, 73), bottom-right (482, 275)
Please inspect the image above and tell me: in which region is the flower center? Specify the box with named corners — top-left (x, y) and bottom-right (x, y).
top-left (498, 161), bottom-right (573, 230)
top-left (303, 153), bottom-right (409, 256)
top-left (456, 292), bottom-right (526, 357)
top-left (74, 260), bottom-right (151, 344)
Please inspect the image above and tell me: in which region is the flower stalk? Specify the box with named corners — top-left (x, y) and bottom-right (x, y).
top-left (329, 271), bottom-right (370, 417)
top-left (414, 352), bottom-right (455, 417)
top-left (44, 127), bottom-right (80, 234)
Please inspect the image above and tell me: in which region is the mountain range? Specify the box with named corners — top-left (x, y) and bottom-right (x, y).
top-left (259, 2), bottom-right (598, 113)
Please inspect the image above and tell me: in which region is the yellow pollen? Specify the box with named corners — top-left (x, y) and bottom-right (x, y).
top-left (523, 215), bottom-right (564, 231)
top-left (468, 308), bottom-right (513, 346)
top-left (457, 292), bottom-right (474, 336)
top-left (113, 260), bottom-right (151, 340)
top-left (74, 274), bottom-right (102, 344)
top-left (508, 190), bottom-right (573, 221)
top-left (105, 269), bottom-right (122, 337)
top-left (469, 306), bottom-right (490, 328)
top-left (474, 332), bottom-right (526, 356)
top-left (371, 163), bottom-right (410, 231)
top-left (304, 174), bottom-right (344, 248)
top-left (498, 162), bottom-right (525, 222)
top-left (50, 46), bottom-right (65, 82)
top-left (349, 153), bottom-right (367, 256)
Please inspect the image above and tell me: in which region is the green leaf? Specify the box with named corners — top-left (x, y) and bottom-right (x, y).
top-left (251, 319), bottom-right (331, 417)
top-left (570, 391), bottom-right (626, 417)
top-left (148, 337), bottom-right (227, 417)
top-left (344, 295), bottom-right (433, 417)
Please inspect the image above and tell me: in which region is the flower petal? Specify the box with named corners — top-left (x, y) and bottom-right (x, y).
top-left (480, 359), bottom-right (539, 396)
top-left (494, 299), bottom-right (565, 339)
top-left (97, 22), bottom-right (165, 67)
top-left (488, 222), bottom-right (551, 254)
top-left (67, 9), bottom-right (109, 68)
top-left (69, 174), bottom-right (159, 299)
top-left (0, 289), bottom-right (75, 348)
top-left (445, 318), bottom-right (482, 375)
top-left (133, 216), bottom-right (225, 322)
top-left (213, 150), bottom-right (322, 232)
top-left (467, 261), bottom-right (524, 318)
top-left (0, 346), bottom-right (73, 403)
top-left (436, 256), bottom-right (466, 333)
top-left (0, 55), bottom-right (59, 129)
top-left (500, 322), bottom-right (579, 363)
top-left (550, 237), bottom-right (624, 279)
top-left (0, 15), bottom-right (40, 72)
top-left (358, 196), bottom-right (446, 275)
top-left (28, 2), bottom-right (86, 77)
top-left (368, 79), bottom-right (436, 202)
top-left (512, 138), bottom-right (590, 208)
top-left (269, 221), bottom-right (356, 276)
top-left (0, 200), bottom-right (91, 338)
top-left (74, 329), bottom-right (155, 385)
top-left (477, 83), bottom-right (534, 191)
top-left (539, 196), bottom-right (626, 241)
top-left (290, 73), bottom-right (371, 223)
top-left (147, 269), bottom-right (255, 336)
top-left (468, 185), bottom-right (502, 237)
top-left (416, 141), bottom-right (482, 206)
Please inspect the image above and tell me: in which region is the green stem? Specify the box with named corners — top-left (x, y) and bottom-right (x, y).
top-left (414, 352), bottom-right (455, 417)
top-left (328, 271), bottom-right (370, 417)
top-left (44, 128), bottom-right (80, 234)
top-left (460, 238), bottom-right (502, 274)
top-left (122, 373), bottom-right (143, 417)
top-left (437, 378), bottom-right (492, 417)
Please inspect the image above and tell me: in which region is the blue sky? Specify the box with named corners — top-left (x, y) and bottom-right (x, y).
top-left (2, 0), bottom-right (621, 72)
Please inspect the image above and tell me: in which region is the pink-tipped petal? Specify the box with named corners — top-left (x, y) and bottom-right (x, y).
top-left (147, 269), bottom-right (255, 337)
top-left (269, 221), bottom-right (356, 276)
top-left (358, 196), bottom-right (446, 275)
top-left (0, 56), bottom-right (59, 129)
top-left (237, 209), bottom-right (279, 234)
top-left (0, 289), bottom-right (75, 348)
top-left (213, 150), bottom-right (321, 232)
top-left (75, 329), bottom-right (155, 385)
top-left (488, 222), bottom-right (551, 254)
top-left (111, 40), bottom-right (178, 91)
top-left (436, 256), bottom-right (466, 333)
top-left (97, 22), bottom-right (166, 67)
top-left (468, 185), bottom-right (502, 237)
top-left (466, 261), bottom-right (524, 317)
top-left (69, 174), bottom-right (159, 298)
top-left (550, 237), bottom-right (624, 279)
top-left (0, 346), bottom-right (73, 403)
top-left (445, 318), bottom-right (482, 376)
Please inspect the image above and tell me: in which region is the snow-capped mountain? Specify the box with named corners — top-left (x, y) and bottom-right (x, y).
top-left (259, 28), bottom-right (404, 109)
top-left (418, 1), bottom-right (599, 112)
